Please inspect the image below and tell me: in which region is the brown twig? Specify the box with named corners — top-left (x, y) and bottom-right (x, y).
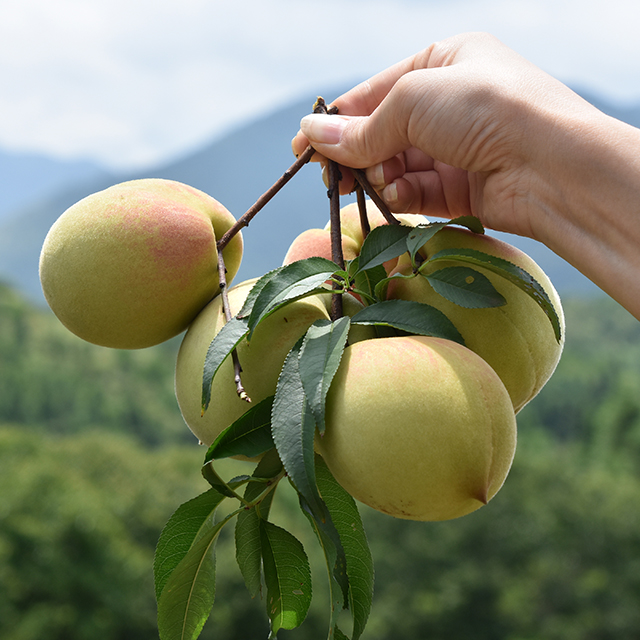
top-left (355, 182), bottom-right (371, 241)
top-left (216, 144), bottom-right (316, 252)
top-left (328, 159), bottom-right (344, 321)
top-left (352, 168), bottom-right (401, 226)
top-left (216, 250), bottom-right (251, 403)
top-left (314, 98), bottom-right (345, 321)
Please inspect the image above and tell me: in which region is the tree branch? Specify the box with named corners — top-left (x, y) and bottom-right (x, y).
top-left (328, 159), bottom-right (344, 321)
top-left (355, 182), bottom-right (371, 241)
top-left (352, 168), bottom-right (401, 226)
top-left (216, 144), bottom-right (316, 252)
top-left (216, 250), bottom-right (251, 403)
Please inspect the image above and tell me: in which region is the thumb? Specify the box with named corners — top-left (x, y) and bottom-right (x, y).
top-left (299, 110), bottom-right (410, 169)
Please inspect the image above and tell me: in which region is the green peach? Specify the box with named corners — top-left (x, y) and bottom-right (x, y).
top-left (316, 335), bottom-right (517, 521)
top-left (39, 178), bottom-right (243, 349)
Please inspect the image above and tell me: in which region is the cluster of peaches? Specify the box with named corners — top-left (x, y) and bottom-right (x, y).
top-left (39, 177), bottom-right (564, 522)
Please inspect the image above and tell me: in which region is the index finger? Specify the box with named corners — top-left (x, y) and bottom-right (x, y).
top-left (328, 47), bottom-right (436, 117)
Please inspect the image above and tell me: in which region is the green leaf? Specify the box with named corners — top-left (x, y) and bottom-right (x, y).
top-left (351, 260), bottom-right (388, 305)
top-left (298, 493), bottom-right (350, 632)
top-left (298, 318), bottom-right (351, 435)
top-left (426, 247), bottom-right (562, 342)
top-left (201, 316), bottom-right (249, 412)
top-left (406, 216), bottom-right (484, 263)
top-left (235, 451), bottom-right (284, 599)
top-left (448, 214), bottom-right (485, 234)
top-left (154, 489), bottom-right (226, 602)
top-left (372, 270), bottom-right (415, 301)
top-left (247, 257), bottom-right (339, 336)
top-left (235, 505), bottom-right (263, 600)
top-left (204, 395), bottom-right (275, 462)
top-left (356, 224), bottom-right (413, 272)
top-left (316, 457), bottom-right (374, 640)
top-left (201, 462), bottom-right (245, 498)
top-left (236, 267), bottom-right (286, 319)
top-left (425, 266), bottom-right (506, 308)
top-left (406, 222), bottom-right (450, 262)
top-left (350, 299), bottom-right (465, 345)
top-left (333, 626), bottom-right (350, 640)
top-left (260, 520), bottom-right (313, 636)
top-left (271, 338), bottom-right (325, 520)
top-left (157, 511), bottom-right (234, 640)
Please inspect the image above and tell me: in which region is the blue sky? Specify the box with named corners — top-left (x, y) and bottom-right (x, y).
top-left (1, 0), bottom-right (639, 170)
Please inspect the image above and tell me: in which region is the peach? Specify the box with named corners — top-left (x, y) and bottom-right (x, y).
top-left (316, 335), bottom-right (517, 521)
top-left (282, 228), bottom-right (360, 266)
top-left (175, 279), bottom-right (374, 448)
top-left (39, 178), bottom-right (243, 349)
top-left (386, 227), bottom-right (564, 411)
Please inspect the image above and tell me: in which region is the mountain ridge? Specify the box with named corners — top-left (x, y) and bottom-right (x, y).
top-left (1, 86), bottom-right (637, 303)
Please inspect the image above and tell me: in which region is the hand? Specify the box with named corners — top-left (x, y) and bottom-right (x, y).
top-left (293, 32), bottom-right (603, 240)
top-left (293, 32), bottom-right (640, 320)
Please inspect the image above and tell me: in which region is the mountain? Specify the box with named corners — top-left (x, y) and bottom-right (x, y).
top-left (0, 148), bottom-right (112, 222)
top-left (1, 87), bottom-right (637, 303)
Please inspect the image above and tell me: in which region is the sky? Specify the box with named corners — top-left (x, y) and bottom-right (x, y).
top-left (1, 0), bottom-right (640, 171)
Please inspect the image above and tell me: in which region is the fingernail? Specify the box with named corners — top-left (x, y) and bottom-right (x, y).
top-left (321, 164), bottom-right (329, 188)
top-left (382, 182), bottom-right (398, 204)
top-left (300, 114), bottom-right (347, 145)
top-left (367, 163), bottom-right (385, 188)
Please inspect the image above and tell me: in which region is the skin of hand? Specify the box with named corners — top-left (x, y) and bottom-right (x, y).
top-left (292, 32), bottom-right (640, 320)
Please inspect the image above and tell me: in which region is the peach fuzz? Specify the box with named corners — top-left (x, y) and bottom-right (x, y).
top-left (39, 178), bottom-right (243, 350)
top-left (317, 335), bottom-right (517, 521)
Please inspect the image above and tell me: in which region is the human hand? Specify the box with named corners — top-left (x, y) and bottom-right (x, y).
top-left (292, 32), bottom-right (603, 241)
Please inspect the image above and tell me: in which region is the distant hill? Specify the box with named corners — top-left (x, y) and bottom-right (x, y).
top-left (0, 148), bottom-right (112, 222)
top-left (1, 87), bottom-right (637, 303)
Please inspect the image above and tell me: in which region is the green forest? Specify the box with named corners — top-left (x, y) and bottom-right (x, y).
top-left (2, 281), bottom-right (640, 640)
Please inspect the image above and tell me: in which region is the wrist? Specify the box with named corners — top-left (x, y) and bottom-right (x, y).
top-left (530, 108), bottom-right (640, 316)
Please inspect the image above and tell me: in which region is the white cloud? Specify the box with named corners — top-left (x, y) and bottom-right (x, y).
top-left (1, 0), bottom-right (640, 169)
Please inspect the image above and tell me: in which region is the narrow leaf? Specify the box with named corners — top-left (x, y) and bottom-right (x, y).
top-left (448, 214), bottom-right (485, 234)
top-left (204, 395), bottom-right (275, 462)
top-left (427, 247), bottom-right (562, 341)
top-left (352, 262), bottom-right (388, 304)
top-left (298, 318), bottom-right (351, 435)
top-left (154, 489), bottom-right (226, 602)
top-left (201, 316), bottom-right (249, 412)
top-left (316, 457), bottom-right (374, 640)
top-left (334, 626), bottom-right (351, 640)
top-left (237, 267), bottom-right (286, 319)
top-left (406, 222), bottom-right (450, 261)
top-left (299, 493), bottom-right (350, 628)
top-left (235, 451), bottom-right (284, 599)
top-left (406, 216), bottom-right (484, 262)
top-left (235, 505), bottom-right (263, 600)
top-left (260, 520), bottom-right (313, 636)
top-left (247, 257), bottom-right (339, 335)
top-left (157, 513), bottom-right (232, 640)
top-left (373, 270), bottom-right (415, 301)
top-left (350, 299), bottom-right (465, 345)
top-left (425, 266), bottom-right (506, 308)
top-left (356, 224), bottom-right (413, 272)
top-left (201, 462), bottom-right (244, 498)
top-left (271, 338), bottom-right (325, 520)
